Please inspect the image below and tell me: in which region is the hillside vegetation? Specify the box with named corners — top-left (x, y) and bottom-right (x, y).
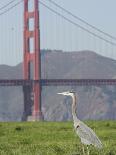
top-left (0, 121), bottom-right (116, 155)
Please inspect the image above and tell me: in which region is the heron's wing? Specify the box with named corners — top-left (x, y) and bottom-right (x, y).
top-left (74, 120), bottom-right (102, 148)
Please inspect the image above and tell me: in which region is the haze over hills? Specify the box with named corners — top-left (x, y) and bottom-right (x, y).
top-left (0, 50), bottom-right (116, 121)
top-left (41, 50), bottom-right (116, 79)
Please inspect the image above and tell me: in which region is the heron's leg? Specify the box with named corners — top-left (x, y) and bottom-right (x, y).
top-left (82, 144), bottom-right (85, 155)
top-left (86, 146), bottom-right (89, 155)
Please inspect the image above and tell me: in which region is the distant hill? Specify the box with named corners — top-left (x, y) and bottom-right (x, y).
top-left (41, 50), bottom-right (116, 79)
top-left (0, 50), bottom-right (116, 121)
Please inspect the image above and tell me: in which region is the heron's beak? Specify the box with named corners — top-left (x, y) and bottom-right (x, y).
top-left (57, 92), bottom-right (68, 96)
top-left (57, 92), bottom-right (64, 95)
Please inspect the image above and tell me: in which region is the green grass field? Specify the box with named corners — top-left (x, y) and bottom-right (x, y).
top-left (0, 121), bottom-right (116, 155)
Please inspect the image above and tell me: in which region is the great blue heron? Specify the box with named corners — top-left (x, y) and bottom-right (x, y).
top-left (58, 91), bottom-right (102, 154)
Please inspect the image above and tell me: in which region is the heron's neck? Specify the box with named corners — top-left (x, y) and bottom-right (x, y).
top-left (71, 94), bottom-right (78, 121)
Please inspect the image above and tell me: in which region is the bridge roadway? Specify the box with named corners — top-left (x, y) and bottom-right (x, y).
top-left (0, 79), bottom-right (116, 86)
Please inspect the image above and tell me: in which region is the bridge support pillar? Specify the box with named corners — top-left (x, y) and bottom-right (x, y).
top-left (22, 85), bottom-right (32, 121)
top-left (23, 0), bottom-right (43, 121)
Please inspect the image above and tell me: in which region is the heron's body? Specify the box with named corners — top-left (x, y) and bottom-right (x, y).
top-left (58, 91), bottom-right (102, 149)
top-left (74, 119), bottom-right (102, 148)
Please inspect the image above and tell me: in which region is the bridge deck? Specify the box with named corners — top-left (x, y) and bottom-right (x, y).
top-left (0, 79), bottom-right (116, 86)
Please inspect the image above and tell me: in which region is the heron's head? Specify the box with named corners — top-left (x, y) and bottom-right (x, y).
top-left (57, 91), bottom-right (75, 97)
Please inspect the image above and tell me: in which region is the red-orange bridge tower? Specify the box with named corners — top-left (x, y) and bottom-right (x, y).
top-left (23, 0), bottom-right (43, 121)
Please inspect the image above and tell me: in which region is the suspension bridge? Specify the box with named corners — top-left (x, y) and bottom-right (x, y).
top-left (0, 0), bottom-right (116, 121)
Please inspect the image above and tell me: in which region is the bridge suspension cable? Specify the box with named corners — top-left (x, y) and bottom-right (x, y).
top-left (0, 0), bottom-right (18, 11)
top-left (39, 1), bottom-right (116, 47)
top-left (46, 0), bottom-right (116, 41)
top-left (0, 0), bottom-right (23, 16)
top-left (39, 0), bottom-right (116, 78)
top-left (0, 0), bottom-right (23, 65)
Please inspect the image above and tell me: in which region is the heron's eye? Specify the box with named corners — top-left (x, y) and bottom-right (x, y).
top-left (76, 125), bottom-right (80, 129)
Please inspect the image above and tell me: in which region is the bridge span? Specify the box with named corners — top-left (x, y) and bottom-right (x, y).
top-left (0, 79), bottom-right (116, 86)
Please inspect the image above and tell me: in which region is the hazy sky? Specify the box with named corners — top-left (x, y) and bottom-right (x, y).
top-left (0, 0), bottom-right (116, 65)
top-left (46, 0), bottom-right (116, 36)
top-left (40, 0), bottom-right (116, 59)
